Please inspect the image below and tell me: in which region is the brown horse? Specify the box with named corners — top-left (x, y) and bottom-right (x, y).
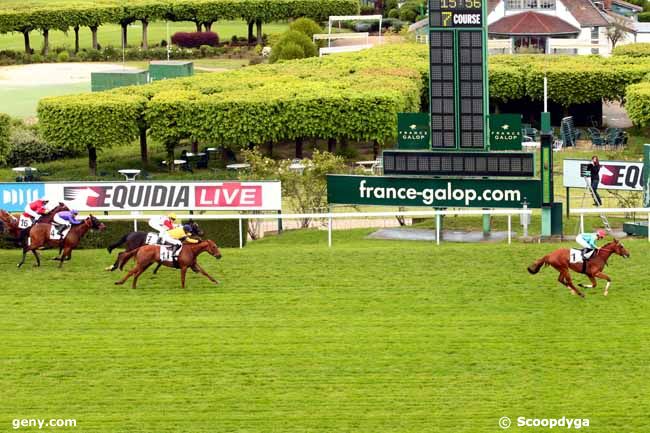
top-left (0, 210), bottom-right (20, 240)
top-left (115, 240), bottom-right (222, 289)
top-left (18, 215), bottom-right (106, 268)
top-left (527, 239), bottom-right (630, 297)
top-left (0, 203), bottom-right (69, 246)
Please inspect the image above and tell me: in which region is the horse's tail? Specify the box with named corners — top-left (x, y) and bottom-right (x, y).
top-left (107, 234), bottom-right (129, 254)
top-left (527, 255), bottom-right (549, 275)
top-left (118, 248), bottom-right (140, 270)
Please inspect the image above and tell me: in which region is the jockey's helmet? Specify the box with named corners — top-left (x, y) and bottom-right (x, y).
top-left (168, 213), bottom-right (177, 221)
top-left (597, 229), bottom-right (606, 239)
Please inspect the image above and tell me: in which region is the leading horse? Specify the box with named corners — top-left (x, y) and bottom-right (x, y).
top-left (527, 239), bottom-right (630, 297)
top-left (115, 240), bottom-right (222, 289)
top-left (18, 215), bottom-right (106, 268)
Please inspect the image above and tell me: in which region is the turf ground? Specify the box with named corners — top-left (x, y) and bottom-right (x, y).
top-left (1, 229), bottom-right (648, 432)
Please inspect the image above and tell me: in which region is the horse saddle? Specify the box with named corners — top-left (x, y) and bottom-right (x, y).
top-left (145, 232), bottom-right (162, 245)
top-left (49, 224), bottom-right (71, 240)
top-left (159, 245), bottom-right (182, 262)
top-left (570, 248), bottom-right (594, 264)
top-left (18, 215), bottom-right (34, 230)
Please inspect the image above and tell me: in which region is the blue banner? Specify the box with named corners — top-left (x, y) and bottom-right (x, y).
top-left (0, 183), bottom-right (45, 212)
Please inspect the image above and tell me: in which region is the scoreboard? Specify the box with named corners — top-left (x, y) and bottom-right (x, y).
top-left (428, 0), bottom-right (487, 150)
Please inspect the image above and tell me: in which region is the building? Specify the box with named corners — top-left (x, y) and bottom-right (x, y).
top-left (487, 0), bottom-right (641, 54)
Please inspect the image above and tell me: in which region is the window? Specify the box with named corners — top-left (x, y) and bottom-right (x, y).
top-left (506, 0), bottom-right (555, 9)
top-left (591, 27), bottom-right (599, 41)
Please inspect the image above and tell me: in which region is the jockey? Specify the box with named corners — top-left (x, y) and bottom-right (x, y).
top-left (23, 198), bottom-right (49, 222)
top-left (161, 222), bottom-right (196, 263)
top-left (53, 209), bottom-right (83, 237)
top-left (148, 213), bottom-right (178, 234)
top-left (576, 229), bottom-right (606, 260)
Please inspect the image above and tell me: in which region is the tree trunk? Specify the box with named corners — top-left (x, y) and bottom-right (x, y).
top-left (295, 138), bottom-right (303, 158)
top-left (267, 141), bottom-right (273, 157)
top-left (191, 139), bottom-right (199, 154)
top-left (327, 138), bottom-right (336, 153)
top-left (42, 28), bottom-right (49, 55)
top-left (166, 142), bottom-right (175, 173)
top-left (74, 26), bottom-right (80, 53)
top-left (248, 20), bottom-right (254, 43)
top-left (204, 22), bottom-right (213, 32)
top-left (339, 136), bottom-right (349, 151)
top-left (141, 19), bottom-right (149, 49)
top-left (23, 30), bottom-right (31, 54)
top-left (195, 21), bottom-right (202, 32)
top-left (90, 26), bottom-right (99, 49)
top-left (256, 20), bottom-right (263, 44)
top-left (139, 128), bottom-right (148, 164)
top-left (376, 0), bottom-right (384, 14)
top-left (372, 140), bottom-right (380, 160)
top-left (88, 146), bottom-right (97, 177)
top-left (121, 23), bottom-right (128, 48)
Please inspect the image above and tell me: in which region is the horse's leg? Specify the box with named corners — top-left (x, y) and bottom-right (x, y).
top-left (131, 263), bottom-right (152, 289)
top-left (115, 264), bottom-right (142, 286)
top-left (17, 246), bottom-right (29, 268)
top-left (191, 263), bottom-right (219, 285)
top-left (106, 251), bottom-right (125, 272)
top-left (579, 275), bottom-right (598, 289)
top-left (562, 271), bottom-right (584, 298)
top-left (152, 262), bottom-right (163, 275)
top-left (58, 247), bottom-right (72, 268)
top-left (180, 266), bottom-right (188, 289)
top-left (593, 271), bottom-right (612, 296)
top-left (32, 249), bottom-right (41, 267)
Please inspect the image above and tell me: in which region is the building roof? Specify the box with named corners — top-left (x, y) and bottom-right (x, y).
top-left (489, 11), bottom-right (581, 35)
top-left (562, 0), bottom-right (610, 27)
top-left (489, 0), bottom-right (499, 13)
top-left (612, 0), bottom-right (643, 12)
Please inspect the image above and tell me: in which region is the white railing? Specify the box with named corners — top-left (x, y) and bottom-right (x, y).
top-left (571, 207), bottom-right (650, 241)
top-left (85, 208), bottom-right (533, 249)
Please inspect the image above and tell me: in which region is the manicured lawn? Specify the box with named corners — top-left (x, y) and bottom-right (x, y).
top-left (0, 229), bottom-right (648, 432)
top-left (0, 20), bottom-right (288, 52)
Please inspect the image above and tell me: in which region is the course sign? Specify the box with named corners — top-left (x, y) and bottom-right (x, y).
top-left (563, 159), bottom-right (644, 191)
top-left (0, 181), bottom-right (282, 212)
top-left (328, 175), bottom-right (541, 208)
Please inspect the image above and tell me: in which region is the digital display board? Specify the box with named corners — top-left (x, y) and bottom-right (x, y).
top-left (429, 0), bottom-right (483, 28)
top-left (382, 150), bottom-right (535, 178)
top-left (429, 30), bottom-right (456, 149)
top-left (458, 30), bottom-right (484, 148)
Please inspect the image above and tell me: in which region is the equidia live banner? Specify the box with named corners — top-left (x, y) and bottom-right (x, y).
top-left (0, 181), bottom-right (282, 212)
top-left (563, 159), bottom-right (644, 191)
top-left (327, 175), bottom-right (541, 208)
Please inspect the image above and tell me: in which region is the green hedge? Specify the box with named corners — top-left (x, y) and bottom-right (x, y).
top-left (626, 82), bottom-right (650, 126)
top-left (613, 43), bottom-right (650, 57)
top-left (0, 219), bottom-right (247, 249)
top-left (0, 0), bottom-right (359, 34)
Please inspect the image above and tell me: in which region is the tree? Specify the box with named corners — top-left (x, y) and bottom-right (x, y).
top-left (607, 16), bottom-right (632, 49)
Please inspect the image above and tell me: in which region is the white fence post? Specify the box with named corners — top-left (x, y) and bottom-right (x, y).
top-left (508, 214), bottom-right (512, 244)
top-left (238, 218), bottom-right (243, 249)
top-left (435, 213), bottom-right (441, 246)
top-left (580, 213), bottom-right (585, 233)
top-left (328, 214), bottom-right (333, 248)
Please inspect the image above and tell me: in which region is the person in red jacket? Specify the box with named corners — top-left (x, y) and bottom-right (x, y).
top-left (23, 198), bottom-right (49, 221)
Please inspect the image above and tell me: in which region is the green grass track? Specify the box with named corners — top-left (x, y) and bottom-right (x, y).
top-left (1, 229), bottom-right (649, 432)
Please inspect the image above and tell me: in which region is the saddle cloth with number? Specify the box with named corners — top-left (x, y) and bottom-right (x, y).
top-left (49, 225), bottom-right (71, 240)
top-left (159, 245), bottom-right (182, 262)
top-left (145, 232), bottom-right (161, 245)
top-left (570, 248), bottom-right (594, 264)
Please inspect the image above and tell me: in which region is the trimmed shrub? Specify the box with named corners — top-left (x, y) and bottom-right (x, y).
top-left (289, 17), bottom-right (322, 39)
top-left (388, 9), bottom-right (400, 19)
top-left (626, 82), bottom-right (650, 126)
top-left (269, 30), bottom-right (317, 63)
top-left (399, 2), bottom-right (419, 22)
top-left (639, 11), bottom-right (650, 22)
top-left (57, 50), bottom-right (70, 62)
top-left (171, 31), bottom-right (219, 48)
top-left (360, 5), bottom-right (376, 15)
top-left (613, 43), bottom-right (650, 57)
top-left (5, 127), bottom-right (75, 166)
top-left (0, 113), bottom-right (10, 164)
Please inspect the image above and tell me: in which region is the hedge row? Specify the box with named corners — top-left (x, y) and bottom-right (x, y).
top-left (0, 0), bottom-right (359, 33)
top-left (39, 44), bottom-right (427, 164)
top-left (0, 219), bottom-right (248, 249)
top-left (612, 42), bottom-right (650, 57)
top-left (625, 82), bottom-right (650, 126)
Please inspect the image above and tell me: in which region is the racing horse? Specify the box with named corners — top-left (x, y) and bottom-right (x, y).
top-left (0, 210), bottom-right (20, 240)
top-left (17, 215), bottom-right (106, 268)
top-left (105, 220), bottom-right (204, 272)
top-left (0, 203), bottom-right (69, 247)
top-left (115, 239), bottom-right (222, 289)
top-left (527, 239), bottom-right (630, 297)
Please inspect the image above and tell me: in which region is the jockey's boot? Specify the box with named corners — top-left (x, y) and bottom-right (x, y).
top-left (171, 244), bottom-right (181, 268)
top-left (582, 248), bottom-right (593, 262)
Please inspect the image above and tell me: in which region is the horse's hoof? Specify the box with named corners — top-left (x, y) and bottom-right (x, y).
top-left (115, 281), bottom-right (123, 286)
top-left (604, 291), bottom-right (609, 297)
top-left (104, 265), bottom-right (114, 271)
